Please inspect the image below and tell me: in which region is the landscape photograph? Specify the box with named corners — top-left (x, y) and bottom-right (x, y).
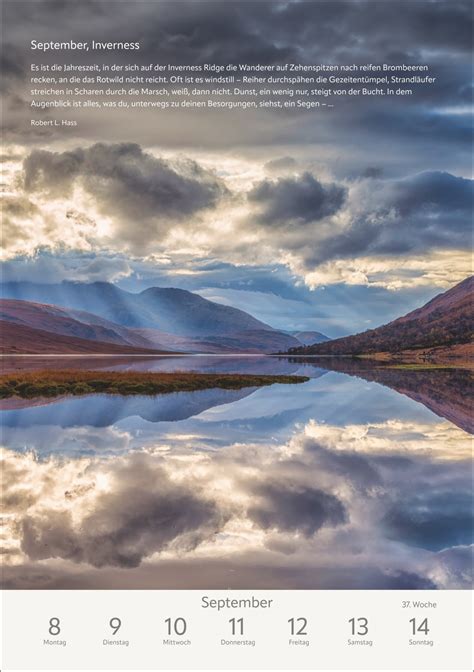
top-left (1, 0), bottom-right (473, 590)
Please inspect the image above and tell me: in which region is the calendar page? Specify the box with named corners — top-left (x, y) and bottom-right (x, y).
top-left (1, 1), bottom-right (472, 671)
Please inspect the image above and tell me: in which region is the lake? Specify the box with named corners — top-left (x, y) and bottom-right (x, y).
top-left (1, 356), bottom-right (472, 589)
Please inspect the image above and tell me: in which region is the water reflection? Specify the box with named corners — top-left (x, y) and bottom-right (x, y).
top-left (286, 356), bottom-right (473, 434)
top-left (1, 356), bottom-right (472, 589)
top-left (1, 387), bottom-right (255, 429)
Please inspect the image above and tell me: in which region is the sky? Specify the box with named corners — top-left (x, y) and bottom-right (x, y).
top-left (1, 0), bottom-right (472, 337)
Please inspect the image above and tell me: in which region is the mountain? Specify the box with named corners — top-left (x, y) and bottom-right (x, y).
top-left (0, 298), bottom-right (300, 355)
top-left (0, 320), bottom-right (170, 355)
top-left (133, 328), bottom-right (301, 354)
top-left (0, 281), bottom-right (301, 352)
top-left (288, 276), bottom-right (473, 356)
top-left (0, 281), bottom-right (276, 333)
top-left (289, 330), bottom-right (330, 346)
top-left (0, 299), bottom-right (156, 349)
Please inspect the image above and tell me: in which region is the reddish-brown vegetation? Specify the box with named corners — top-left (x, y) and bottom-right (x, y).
top-left (289, 276), bottom-right (473, 357)
top-left (0, 321), bottom-right (172, 355)
top-left (0, 369), bottom-right (309, 398)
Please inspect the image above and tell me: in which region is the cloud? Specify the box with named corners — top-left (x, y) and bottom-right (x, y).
top-left (383, 491), bottom-right (474, 551)
top-left (264, 156), bottom-right (298, 175)
top-left (431, 545), bottom-right (474, 589)
top-left (278, 171), bottom-right (473, 288)
top-left (0, 49), bottom-right (25, 93)
top-left (248, 482), bottom-right (347, 536)
top-left (67, 256), bottom-right (132, 282)
top-left (0, 143), bottom-right (231, 257)
top-left (303, 249), bottom-right (473, 291)
top-left (362, 166), bottom-right (383, 179)
top-left (240, 169), bottom-right (472, 291)
top-left (297, 172), bottom-right (472, 265)
top-left (385, 171), bottom-right (472, 216)
top-left (1, 196), bottom-right (47, 259)
top-left (249, 172), bottom-right (346, 226)
top-left (301, 438), bottom-right (382, 491)
top-left (377, 571), bottom-right (437, 590)
top-left (2, 195), bottom-right (40, 220)
top-left (17, 451), bottom-right (228, 568)
top-left (23, 143), bottom-right (228, 243)
top-left (1, 253), bottom-right (132, 284)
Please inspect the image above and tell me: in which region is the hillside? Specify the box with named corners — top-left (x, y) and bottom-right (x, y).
top-left (0, 299), bottom-right (155, 349)
top-left (0, 321), bottom-right (171, 355)
top-left (134, 328), bottom-right (301, 354)
top-left (288, 276), bottom-right (473, 356)
top-left (0, 281), bottom-right (301, 352)
top-left (0, 298), bottom-right (302, 354)
top-left (0, 281), bottom-right (283, 334)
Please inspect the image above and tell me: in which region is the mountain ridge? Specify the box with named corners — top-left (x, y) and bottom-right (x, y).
top-left (0, 298), bottom-right (154, 348)
top-left (287, 276), bottom-right (473, 357)
top-left (0, 282), bottom-right (305, 353)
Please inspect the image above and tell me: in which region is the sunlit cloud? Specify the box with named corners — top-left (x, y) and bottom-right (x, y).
top-left (303, 249), bottom-right (473, 290)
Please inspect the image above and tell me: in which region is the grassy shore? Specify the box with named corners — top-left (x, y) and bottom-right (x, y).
top-left (0, 369), bottom-right (309, 399)
top-left (356, 342), bottom-right (473, 369)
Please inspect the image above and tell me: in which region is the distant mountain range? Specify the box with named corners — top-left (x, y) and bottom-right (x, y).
top-left (288, 276), bottom-right (473, 358)
top-left (0, 281), bottom-right (328, 354)
top-left (288, 330), bottom-right (330, 346)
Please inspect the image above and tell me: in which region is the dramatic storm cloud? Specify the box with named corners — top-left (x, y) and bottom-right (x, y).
top-left (301, 171), bottom-right (473, 266)
top-left (249, 172), bottom-right (346, 227)
top-left (23, 143), bottom-right (227, 216)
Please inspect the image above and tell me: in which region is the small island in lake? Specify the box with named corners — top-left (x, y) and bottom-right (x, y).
top-left (0, 369), bottom-right (309, 399)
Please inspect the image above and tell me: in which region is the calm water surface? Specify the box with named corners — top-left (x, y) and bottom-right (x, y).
top-left (2, 356), bottom-right (472, 589)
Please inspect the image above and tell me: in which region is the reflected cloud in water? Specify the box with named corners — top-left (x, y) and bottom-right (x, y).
top-left (1, 358), bottom-right (472, 589)
top-left (2, 421), bottom-right (472, 589)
